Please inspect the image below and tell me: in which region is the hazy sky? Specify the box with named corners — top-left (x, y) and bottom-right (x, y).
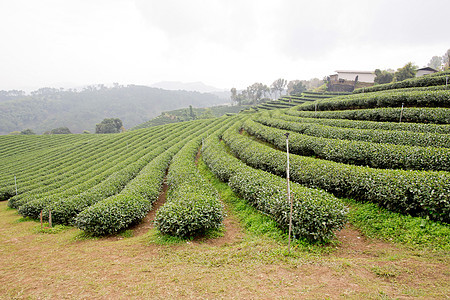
top-left (0, 0), bottom-right (448, 91)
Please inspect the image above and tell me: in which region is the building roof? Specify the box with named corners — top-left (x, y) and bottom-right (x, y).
top-left (417, 67), bottom-right (437, 72)
top-left (335, 70), bottom-right (374, 74)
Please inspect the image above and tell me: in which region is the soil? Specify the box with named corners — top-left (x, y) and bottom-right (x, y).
top-left (0, 201), bottom-right (448, 299)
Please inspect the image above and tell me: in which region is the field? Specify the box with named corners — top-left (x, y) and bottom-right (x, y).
top-left (1, 72), bottom-right (449, 298)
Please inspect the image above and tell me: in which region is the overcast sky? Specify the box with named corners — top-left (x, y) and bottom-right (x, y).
top-left (0, 0), bottom-right (448, 91)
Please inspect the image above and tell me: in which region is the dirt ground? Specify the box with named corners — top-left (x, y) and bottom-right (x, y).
top-left (0, 200), bottom-right (448, 299)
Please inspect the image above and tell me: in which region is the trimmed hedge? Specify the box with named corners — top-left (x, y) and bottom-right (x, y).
top-left (285, 106), bottom-right (450, 124)
top-left (353, 72), bottom-right (450, 93)
top-left (276, 110), bottom-right (450, 134)
top-left (296, 90), bottom-right (450, 112)
top-left (202, 129), bottom-right (348, 243)
top-left (221, 123), bottom-right (450, 223)
top-left (244, 118), bottom-right (450, 172)
top-left (256, 113), bottom-right (450, 148)
top-left (75, 143), bottom-right (180, 235)
top-left (154, 118), bottom-right (233, 238)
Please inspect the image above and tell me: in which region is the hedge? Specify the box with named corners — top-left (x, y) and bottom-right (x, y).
top-left (202, 129), bottom-right (348, 243)
top-left (221, 123), bottom-right (450, 223)
top-left (243, 118), bottom-right (450, 172)
top-left (296, 89), bottom-right (450, 112)
top-left (276, 110), bottom-right (450, 134)
top-left (154, 117), bottom-right (234, 237)
top-left (285, 107), bottom-right (450, 124)
top-left (353, 72), bottom-right (450, 93)
top-left (256, 113), bottom-right (450, 148)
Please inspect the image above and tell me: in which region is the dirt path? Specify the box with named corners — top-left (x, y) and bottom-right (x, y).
top-left (131, 179), bottom-right (169, 237)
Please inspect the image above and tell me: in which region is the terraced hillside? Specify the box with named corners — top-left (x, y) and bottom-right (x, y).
top-left (1, 72), bottom-right (449, 244)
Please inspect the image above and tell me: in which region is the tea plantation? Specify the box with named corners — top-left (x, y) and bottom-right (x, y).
top-left (1, 72), bottom-right (449, 244)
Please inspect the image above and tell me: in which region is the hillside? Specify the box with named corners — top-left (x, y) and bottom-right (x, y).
top-left (0, 85), bottom-right (225, 135)
top-left (1, 70), bottom-right (449, 236)
top-left (1, 71), bottom-right (449, 298)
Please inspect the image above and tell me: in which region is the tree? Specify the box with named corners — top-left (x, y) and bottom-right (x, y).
top-left (246, 82), bottom-right (268, 104)
top-left (374, 69), bottom-right (394, 84)
top-left (20, 129), bottom-right (36, 135)
top-left (287, 80), bottom-right (306, 95)
top-left (189, 105), bottom-right (196, 120)
top-left (428, 56), bottom-right (442, 70)
top-left (443, 49), bottom-right (450, 70)
top-left (271, 78), bottom-right (287, 98)
top-left (46, 127), bottom-right (72, 134)
top-left (95, 118), bottom-right (123, 134)
top-left (230, 88), bottom-right (238, 105)
top-left (394, 62), bottom-right (418, 82)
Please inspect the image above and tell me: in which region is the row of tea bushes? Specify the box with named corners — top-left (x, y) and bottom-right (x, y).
top-left (274, 110), bottom-right (450, 134)
top-left (75, 136), bottom-right (192, 235)
top-left (221, 123), bottom-right (450, 223)
top-left (1, 126), bottom-right (160, 199)
top-left (7, 124), bottom-right (185, 209)
top-left (285, 107), bottom-right (450, 124)
top-left (256, 113), bottom-right (450, 148)
top-left (353, 72), bottom-right (450, 93)
top-left (202, 126), bottom-right (348, 243)
top-left (243, 119), bottom-right (450, 172)
top-left (154, 118), bottom-right (234, 238)
top-left (18, 121), bottom-right (207, 223)
top-left (296, 90), bottom-right (450, 112)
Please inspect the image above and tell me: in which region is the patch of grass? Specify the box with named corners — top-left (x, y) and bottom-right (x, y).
top-left (345, 198), bottom-right (450, 252)
top-left (147, 228), bottom-right (193, 245)
top-left (72, 231), bottom-right (100, 241)
top-left (34, 224), bottom-right (72, 234)
top-left (14, 216), bottom-right (38, 223)
top-left (118, 229), bottom-right (134, 238)
top-left (371, 265), bottom-right (401, 278)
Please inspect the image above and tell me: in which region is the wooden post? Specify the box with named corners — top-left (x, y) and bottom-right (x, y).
top-left (49, 209), bottom-right (52, 228)
top-left (399, 103), bottom-right (404, 123)
top-left (285, 132), bottom-right (293, 253)
top-left (14, 175), bottom-right (18, 195)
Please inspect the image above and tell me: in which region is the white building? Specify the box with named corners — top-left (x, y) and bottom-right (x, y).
top-left (416, 67), bottom-right (437, 77)
top-left (334, 70), bottom-right (375, 83)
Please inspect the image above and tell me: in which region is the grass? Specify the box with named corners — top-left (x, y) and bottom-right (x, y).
top-left (345, 198), bottom-right (450, 252)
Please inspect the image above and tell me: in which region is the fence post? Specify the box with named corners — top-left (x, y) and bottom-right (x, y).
top-left (285, 132), bottom-right (293, 253)
top-left (399, 103), bottom-right (404, 123)
top-left (14, 175), bottom-right (18, 195)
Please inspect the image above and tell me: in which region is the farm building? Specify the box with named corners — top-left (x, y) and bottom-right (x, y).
top-left (416, 67), bottom-right (438, 77)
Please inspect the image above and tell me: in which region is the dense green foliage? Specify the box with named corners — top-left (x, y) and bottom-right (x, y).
top-left (0, 72), bottom-right (448, 245)
top-left (95, 118), bottom-right (123, 134)
top-left (244, 118), bottom-right (450, 172)
top-left (286, 106), bottom-right (450, 124)
top-left (296, 89), bottom-right (450, 112)
top-left (219, 122), bottom-right (449, 223)
top-left (154, 118), bottom-right (232, 237)
top-left (257, 112), bottom-right (450, 148)
top-left (202, 128), bottom-right (348, 243)
top-left (353, 71), bottom-right (450, 93)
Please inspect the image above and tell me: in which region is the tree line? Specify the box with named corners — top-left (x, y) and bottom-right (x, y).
top-left (230, 78), bottom-right (322, 106)
top-left (374, 49), bottom-right (450, 84)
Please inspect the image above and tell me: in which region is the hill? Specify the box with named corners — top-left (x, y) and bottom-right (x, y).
top-left (1, 72), bottom-right (449, 298)
top-left (0, 85), bottom-right (224, 135)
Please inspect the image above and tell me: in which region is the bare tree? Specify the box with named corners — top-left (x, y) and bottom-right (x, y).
top-left (271, 78), bottom-right (287, 98)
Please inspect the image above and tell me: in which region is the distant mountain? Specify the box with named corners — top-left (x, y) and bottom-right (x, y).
top-left (0, 85), bottom-right (223, 135)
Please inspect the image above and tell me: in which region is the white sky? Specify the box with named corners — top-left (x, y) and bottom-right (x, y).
top-left (0, 0), bottom-right (448, 91)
